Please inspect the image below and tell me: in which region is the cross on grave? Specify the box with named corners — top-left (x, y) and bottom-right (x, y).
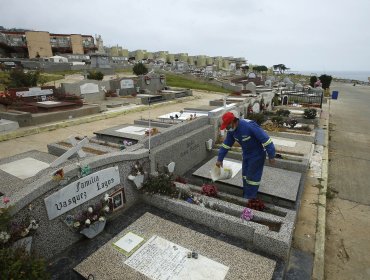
top-left (50, 137), bottom-right (89, 168)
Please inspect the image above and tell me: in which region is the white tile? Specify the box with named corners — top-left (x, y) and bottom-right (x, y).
top-left (0, 157), bottom-right (49, 179)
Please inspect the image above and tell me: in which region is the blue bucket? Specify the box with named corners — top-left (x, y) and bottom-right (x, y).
top-left (332, 91), bottom-right (339, 99)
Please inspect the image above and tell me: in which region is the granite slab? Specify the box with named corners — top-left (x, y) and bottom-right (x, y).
top-left (193, 157), bottom-right (302, 202)
top-left (74, 212), bottom-right (276, 280)
top-left (0, 157), bottom-right (49, 179)
top-left (271, 136), bottom-right (313, 156)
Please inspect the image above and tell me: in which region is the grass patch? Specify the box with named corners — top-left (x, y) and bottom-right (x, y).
top-left (165, 73), bottom-right (231, 93)
top-left (115, 68), bottom-right (133, 74)
top-left (39, 73), bottom-right (64, 85)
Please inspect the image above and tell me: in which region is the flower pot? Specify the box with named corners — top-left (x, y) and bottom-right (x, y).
top-left (80, 220), bottom-right (106, 239)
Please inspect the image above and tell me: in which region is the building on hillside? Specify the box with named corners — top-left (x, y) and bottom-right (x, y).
top-left (0, 30), bottom-right (96, 58)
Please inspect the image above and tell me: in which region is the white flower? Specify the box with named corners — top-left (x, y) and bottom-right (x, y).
top-left (104, 206), bottom-right (110, 213)
top-left (0, 231), bottom-right (10, 243)
top-left (99, 216), bottom-right (105, 222)
top-left (104, 194), bottom-right (109, 201)
top-left (87, 207), bottom-right (93, 213)
top-left (27, 219), bottom-right (39, 230)
top-left (73, 222), bottom-right (80, 228)
top-left (85, 219), bottom-right (91, 225)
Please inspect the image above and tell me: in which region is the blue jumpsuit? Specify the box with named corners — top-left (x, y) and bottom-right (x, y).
top-left (217, 119), bottom-right (275, 199)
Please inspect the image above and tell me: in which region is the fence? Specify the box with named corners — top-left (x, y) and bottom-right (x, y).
top-left (280, 89), bottom-right (323, 108)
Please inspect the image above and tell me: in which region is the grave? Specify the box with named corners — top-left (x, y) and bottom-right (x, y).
top-left (74, 212), bottom-right (277, 280)
top-left (158, 111), bottom-right (208, 121)
top-left (0, 118), bottom-right (19, 132)
top-left (136, 94), bottom-right (163, 104)
top-left (0, 150), bottom-right (57, 198)
top-left (192, 156), bottom-right (302, 207)
top-left (94, 124), bottom-right (165, 144)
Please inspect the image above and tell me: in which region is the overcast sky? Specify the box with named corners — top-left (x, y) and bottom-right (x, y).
top-left (1, 0), bottom-right (369, 71)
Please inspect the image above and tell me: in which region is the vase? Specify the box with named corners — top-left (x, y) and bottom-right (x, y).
top-left (80, 220), bottom-right (106, 239)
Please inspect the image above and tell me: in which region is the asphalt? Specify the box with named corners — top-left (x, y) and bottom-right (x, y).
top-left (328, 82), bottom-right (370, 205)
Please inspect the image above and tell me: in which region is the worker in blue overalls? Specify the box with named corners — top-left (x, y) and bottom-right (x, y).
top-left (216, 111), bottom-right (276, 202)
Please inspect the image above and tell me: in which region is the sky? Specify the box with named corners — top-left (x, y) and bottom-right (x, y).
top-left (1, 0), bottom-right (370, 71)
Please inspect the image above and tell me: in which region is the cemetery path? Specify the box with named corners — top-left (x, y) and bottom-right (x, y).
top-left (325, 82), bottom-right (370, 280)
top-left (0, 91), bottom-right (222, 159)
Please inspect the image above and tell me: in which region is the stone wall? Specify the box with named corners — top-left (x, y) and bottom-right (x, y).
top-left (9, 150), bottom-right (149, 260)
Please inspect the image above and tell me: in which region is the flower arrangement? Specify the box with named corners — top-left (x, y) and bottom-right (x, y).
top-left (246, 198), bottom-right (266, 211)
top-left (241, 207), bottom-right (254, 221)
top-left (201, 184), bottom-right (218, 197)
top-left (65, 194), bottom-right (110, 232)
top-left (145, 127), bottom-right (159, 136)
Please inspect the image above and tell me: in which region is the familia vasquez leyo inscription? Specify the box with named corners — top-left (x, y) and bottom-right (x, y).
top-left (44, 167), bottom-right (120, 220)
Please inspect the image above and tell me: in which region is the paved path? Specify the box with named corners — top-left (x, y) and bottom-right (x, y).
top-left (325, 82), bottom-right (370, 280)
top-left (328, 82), bottom-right (370, 204)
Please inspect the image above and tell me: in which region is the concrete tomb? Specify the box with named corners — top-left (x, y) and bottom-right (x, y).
top-left (192, 156), bottom-right (302, 203)
top-left (74, 212), bottom-right (276, 280)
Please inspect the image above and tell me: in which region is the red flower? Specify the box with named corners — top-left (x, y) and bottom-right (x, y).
top-left (2, 196), bottom-right (10, 204)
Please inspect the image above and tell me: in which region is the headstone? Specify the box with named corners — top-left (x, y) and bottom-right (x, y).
top-left (0, 157), bottom-right (49, 179)
top-left (120, 79), bottom-right (134, 89)
top-left (80, 83), bottom-right (99, 95)
top-left (252, 102), bottom-right (260, 113)
top-left (44, 166), bottom-right (120, 220)
top-left (16, 87), bottom-right (53, 97)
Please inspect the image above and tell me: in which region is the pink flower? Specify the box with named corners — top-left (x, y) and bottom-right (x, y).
top-left (2, 197), bottom-right (10, 204)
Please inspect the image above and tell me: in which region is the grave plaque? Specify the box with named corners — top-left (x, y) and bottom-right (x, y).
top-left (80, 83), bottom-right (99, 94)
top-left (44, 167), bottom-right (120, 220)
top-left (124, 235), bottom-right (229, 280)
top-left (16, 87), bottom-right (53, 97)
top-left (115, 126), bottom-right (147, 135)
top-left (120, 79), bottom-right (134, 89)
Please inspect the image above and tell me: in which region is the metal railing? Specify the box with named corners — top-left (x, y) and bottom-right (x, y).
top-left (280, 88), bottom-right (323, 108)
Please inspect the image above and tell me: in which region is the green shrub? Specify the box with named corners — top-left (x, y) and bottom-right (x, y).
top-left (304, 108), bottom-right (317, 119)
top-left (319, 74), bottom-right (332, 90)
top-left (247, 113), bottom-right (266, 125)
top-left (0, 248), bottom-right (49, 280)
top-left (271, 116), bottom-right (284, 126)
top-left (310, 76), bottom-right (317, 87)
top-left (132, 62), bottom-right (148, 76)
top-left (87, 71), bottom-right (104, 80)
top-left (276, 109), bottom-right (290, 117)
top-left (8, 69), bottom-right (39, 88)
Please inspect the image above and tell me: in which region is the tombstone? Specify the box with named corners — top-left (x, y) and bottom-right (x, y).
top-left (295, 83), bottom-right (303, 91)
top-left (245, 82), bottom-right (256, 94)
top-left (247, 72), bottom-right (257, 79)
top-left (252, 102), bottom-right (260, 113)
top-left (61, 80), bottom-right (109, 102)
top-left (264, 80), bottom-right (272, 88)
top-left (283, 77), bottom-right (292, 84)
top-left (285, 81), bottom-right (294, 90)
top-left (118, 78), bottom-right (136, 96)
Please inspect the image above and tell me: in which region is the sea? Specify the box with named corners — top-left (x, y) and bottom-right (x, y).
top-left (295, 71), bottom-right (370, 82)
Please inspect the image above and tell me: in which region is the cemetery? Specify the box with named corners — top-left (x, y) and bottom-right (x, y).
top-left (0, 77), bottom-right (325, 279)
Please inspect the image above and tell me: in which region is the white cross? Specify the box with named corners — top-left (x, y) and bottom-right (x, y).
top-left (50, 137), bottom-right (89, 168)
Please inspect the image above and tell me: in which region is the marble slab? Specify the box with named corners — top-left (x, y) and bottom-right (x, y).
top-left (0, 157), bottom-right (49, 179)
top-left (74, 212), bottom-right (276, 280)
top-left (116, 126), bottom-right (147, 135)
top-left (193, 157), bottom-right (301, 202)
top-left (158, 111), bottom-right (208, 121)
top-left (271, 136), bottom-right (313, 156)
top-left (37, 101), bottom-right (61, 105)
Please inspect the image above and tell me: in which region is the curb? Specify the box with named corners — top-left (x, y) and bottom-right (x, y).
top-left (312, 99), bottom-right (330, 280)
top-left (0, 95), bottom-right (199, 142)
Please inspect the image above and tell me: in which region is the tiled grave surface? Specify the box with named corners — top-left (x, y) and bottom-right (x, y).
top-left (0, 118), bottom-right (19, 132)
top-left (0, 150), bottom-right (57, 198)
top-left (74, 212), bottom-right (276, 280)
top-left (271, 137), bottom-right (312, 156)
top-left (0, 157), bottom-right (49, 179)
top-left (193, 157), bottom-right (302, 202)
top-left (158, 111), bottom-right (208, 121)
top-left (94, 124), bottom-right (165, 143)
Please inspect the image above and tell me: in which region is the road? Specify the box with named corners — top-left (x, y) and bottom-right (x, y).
top-left (325, 82), bottom-right (370, 280)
